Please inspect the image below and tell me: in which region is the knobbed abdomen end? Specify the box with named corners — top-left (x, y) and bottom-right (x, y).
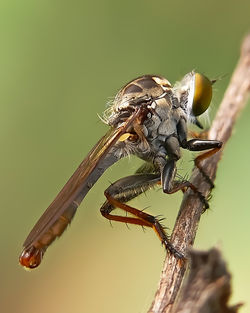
top-left (19, 246), bottom-right (44, 269)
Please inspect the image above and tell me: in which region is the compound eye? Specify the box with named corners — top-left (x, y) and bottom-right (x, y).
top-left (192, 73), bottom-right (212, 116)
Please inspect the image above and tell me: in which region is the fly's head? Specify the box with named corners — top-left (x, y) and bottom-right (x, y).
top-left (173, 71), bottom-right (214, 127)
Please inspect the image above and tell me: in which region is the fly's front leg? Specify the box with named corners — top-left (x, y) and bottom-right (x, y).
top-left (100, 173), bottom-right (183, 258)
top-left (177, 117), bottom-right (222, 188)
top-left (183, 139), bottom-right (222, 187)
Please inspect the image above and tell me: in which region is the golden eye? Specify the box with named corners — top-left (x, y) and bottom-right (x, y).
top-left (192, 73), bottom-right (212, 116)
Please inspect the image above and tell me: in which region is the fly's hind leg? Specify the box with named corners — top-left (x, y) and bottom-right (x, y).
top-left (100, 173), bottom-right (183, 258)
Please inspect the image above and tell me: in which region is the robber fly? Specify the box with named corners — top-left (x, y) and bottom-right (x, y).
top-left (19, 71), bottom-right (222, 269)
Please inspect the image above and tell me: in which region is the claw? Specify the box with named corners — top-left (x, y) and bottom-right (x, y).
top-left (162, 240), bottom-right (185, 259)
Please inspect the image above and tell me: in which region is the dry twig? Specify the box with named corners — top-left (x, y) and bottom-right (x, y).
top-left (148, 34), bottom-right (250, 313)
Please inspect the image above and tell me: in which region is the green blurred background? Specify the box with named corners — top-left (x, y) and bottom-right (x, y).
top-left (0, 1), bottom-right (249, 312)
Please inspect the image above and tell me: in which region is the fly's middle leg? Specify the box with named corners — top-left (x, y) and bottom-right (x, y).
top-left (161, 136), bottom-right (209, 210)
top-left (100, 173), bottom-right (184, 258)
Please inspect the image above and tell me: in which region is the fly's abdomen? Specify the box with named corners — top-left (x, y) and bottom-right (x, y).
top-left (19, 205), bottom-right (77, 268)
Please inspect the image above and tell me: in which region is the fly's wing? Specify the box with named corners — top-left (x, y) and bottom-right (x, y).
top-left (20, 108), bottom-right (142, 268)
top-left (23, 127), bottom-right (118, 247)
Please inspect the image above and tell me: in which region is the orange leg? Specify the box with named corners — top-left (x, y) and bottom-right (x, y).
top-left (102, 193), bottom-right (183, 258)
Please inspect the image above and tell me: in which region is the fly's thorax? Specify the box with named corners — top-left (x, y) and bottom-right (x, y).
top-left (117, 74), bottom-right (172, 106)
top-left (101, 74), bottom-right (189, 162)
top-left (135, 105), bottom-right (185, 161)
top-left (111, 96), bottom-right (186, 163)
top-left (106, 75), bottom-right (173, 127)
